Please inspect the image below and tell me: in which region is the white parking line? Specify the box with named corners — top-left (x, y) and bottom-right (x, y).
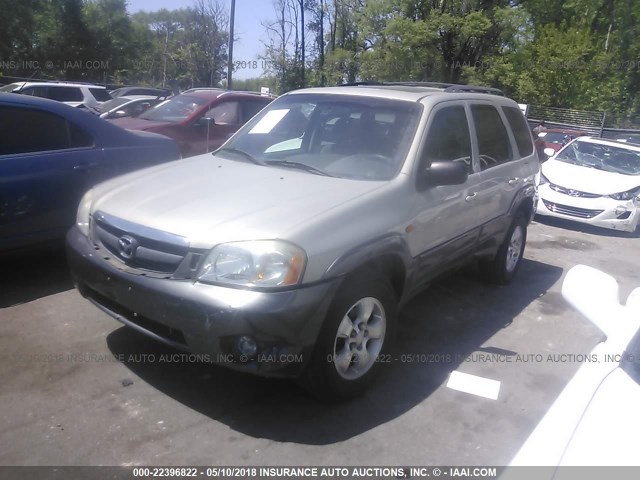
top-left (446, 371), bottom-right (501, 400)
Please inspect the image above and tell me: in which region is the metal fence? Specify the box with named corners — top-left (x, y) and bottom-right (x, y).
top-left (525, 104), bottom-right (640, 139)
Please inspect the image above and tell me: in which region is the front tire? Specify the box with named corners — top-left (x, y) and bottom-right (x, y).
top-left (299, 272), bottom-right (397, 401)
top-left (480, 214), bottom-right (527, 285)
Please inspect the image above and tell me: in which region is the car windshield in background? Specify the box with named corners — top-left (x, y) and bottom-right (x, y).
top-left (218, 94), bottom-right (421, 181)
top-left (540, 132), bottom-right (573, 143)
top-left (556, 140), bottom-right (640, 175)
top-left (138, 95), bottom-right (208, 122)
top-left (95, 97), bottom-right (129, 113)
top-left (0, 83), bottom-right (22, 93)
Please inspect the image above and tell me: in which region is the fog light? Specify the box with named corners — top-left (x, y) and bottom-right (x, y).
top-left (615, 206), bottom-right (628, 216)
top-left (237, 335), bottom-right (258, 358)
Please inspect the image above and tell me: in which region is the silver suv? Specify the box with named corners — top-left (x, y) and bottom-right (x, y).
top-left (67, 83), bottom-right (539, 399)
top-left (0, 82), bottom-right (111, 107)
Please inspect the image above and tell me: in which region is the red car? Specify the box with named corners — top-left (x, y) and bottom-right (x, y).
top-left (110, 89), bottom-right (273, 157)
top-left (538, 128), bottom-right (589, 153)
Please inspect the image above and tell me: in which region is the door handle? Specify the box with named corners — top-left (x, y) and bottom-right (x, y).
top-left (73, 162), bottom-right (99, 172)
top-left (508, 177), bottom-right (520, 185)
top-left (465, 192), bottom-right (477, 202)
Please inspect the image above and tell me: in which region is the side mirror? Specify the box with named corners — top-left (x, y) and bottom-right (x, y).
top-left (543, 148), bottom-right (555, 158)
top-left (195, 116), bottom-right (215, 128)
top-left (422, 161), bottom-right (468, 186)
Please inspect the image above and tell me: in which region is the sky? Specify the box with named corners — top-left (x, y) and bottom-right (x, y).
top-left (126, 0), bottom-right (275, 80)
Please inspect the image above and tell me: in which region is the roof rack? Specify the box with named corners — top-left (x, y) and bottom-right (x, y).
top-left (338, 81), bottom-right (504, 96)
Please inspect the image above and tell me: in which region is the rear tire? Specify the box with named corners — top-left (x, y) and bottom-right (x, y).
top-left (299, 272), bottom-right (397, 401)
top-left (480, 214), bottom-right (527, 285)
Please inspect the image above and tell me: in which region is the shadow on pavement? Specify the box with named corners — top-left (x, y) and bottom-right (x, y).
top-left (534, 215), bottom-right (639, 238)
top-left (0, 243), bottom-right (73, 308)
top-left (106, 258), bottom-right (563, 445)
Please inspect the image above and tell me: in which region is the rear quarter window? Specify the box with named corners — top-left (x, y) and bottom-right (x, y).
top-left (89, 88), bottom-right (112, 102)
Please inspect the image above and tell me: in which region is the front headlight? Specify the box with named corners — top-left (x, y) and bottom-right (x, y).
top-left (538, 171), bottom-right (550, 185)
top-left (76, 189), bottom-right (93, 237)
top-left (609, 186), bottom-right (640, 201)
top-left (198, 240), bottom-right (306, 288)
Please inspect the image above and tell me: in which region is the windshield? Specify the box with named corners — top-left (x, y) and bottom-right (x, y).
top-left (540, 132), bottom-right (578, 144)
top-left (0, 83), bottom-right (23, 93)
top-left (96, 97), bottom-right (129, 113)
top-left (138, 94), bottom-right (208, 122)
top-left (218, 93), bottom-right (421, 181)
top-left (556, 140), bottom-right (640, 175)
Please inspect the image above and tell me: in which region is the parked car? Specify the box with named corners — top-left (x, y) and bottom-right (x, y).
top-left (538, 128), bottom-right (589, 155)
top-left (67, 83), bottom-right (538, 399)
top-left (616, 134), bottom-right (640, 145)
top-left (94, 95), bottom-right (166, 120)
top-left (0, 81), bottom-right (112, 108)
top-left (109, 89), bottom-right (273, 157)
top-left (508, 265), bottom-right (640, 468)
top-left (537, 137), bottom-right (640, 232)
top-left (109, 86), bottom-right (172, 98)
top-left (0, 94), bottom-right (179, 252)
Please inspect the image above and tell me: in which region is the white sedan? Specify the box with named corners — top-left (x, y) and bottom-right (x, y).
top-left (507, 265), bottom-right (640, 469)
top-left (537, 137), bottom-right (640, 232)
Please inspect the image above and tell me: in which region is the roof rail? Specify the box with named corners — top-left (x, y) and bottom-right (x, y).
top-left (338, 81), bottom-right (504, 96)
top-left (181, 87), bottom-right (226, 94)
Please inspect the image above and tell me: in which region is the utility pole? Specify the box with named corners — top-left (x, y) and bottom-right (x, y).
top-left (227, 0), bottom-right (236, 90)
top-left (299, 0), bottom-right (305, 87)
top-left (320, 0), bottom-right (324, 86)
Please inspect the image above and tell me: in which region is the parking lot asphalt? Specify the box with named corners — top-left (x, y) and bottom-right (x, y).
top-left (0, 217), bottom-right (638, 466)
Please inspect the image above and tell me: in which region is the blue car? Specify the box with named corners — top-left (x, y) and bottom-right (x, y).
top-left (0, 93), bottom-right (179, 252)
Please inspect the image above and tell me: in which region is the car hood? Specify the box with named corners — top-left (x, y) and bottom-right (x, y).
top-left (558, 367), bottom-right (640, 466)
top-left (110, 117), bottom-right (170, 131)
top-left (542, 159), bottom-right (640, 195)
top-left (92, 154), bottom-right (386, 249)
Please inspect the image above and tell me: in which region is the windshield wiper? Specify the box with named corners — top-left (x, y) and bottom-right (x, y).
top-left (266, 160), bottom-right (334, 177)
top-left (581, 163), bottom-right (604, 171)
top-left (215, 148), bottom-right (264, 166)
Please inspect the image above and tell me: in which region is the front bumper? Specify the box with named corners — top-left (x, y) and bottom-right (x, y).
top-left (66, 226), bottom-right (341, 377)
top-left (536, 185), bottom-right (640, 233)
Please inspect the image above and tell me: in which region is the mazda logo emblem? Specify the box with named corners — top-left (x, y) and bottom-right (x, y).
top-left (117, 235), bottom-right (138, 260)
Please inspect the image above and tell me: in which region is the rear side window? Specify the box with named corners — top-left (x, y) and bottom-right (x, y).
top-left (423, 105), bottom-right (473, 173)
top-left (471, 104), bottom-right (512, 170)
top-left (48, 87), bottom-right (83, 102)
top-left (21, 86), bottom-right (49, 98)
top-left (205, 101), bottom-right (239, 125)
top-left (502, 106), bottom-right (533, 157)
top-left (89, 88), bottom-right (112, 102)
top-left (69, 122), bottom-right (94, 148)
top-left (0, 107), bottom-right (93, 155)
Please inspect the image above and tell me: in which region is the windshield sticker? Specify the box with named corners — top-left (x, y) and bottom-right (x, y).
top-left (248, 109), bottom-right (290, 134)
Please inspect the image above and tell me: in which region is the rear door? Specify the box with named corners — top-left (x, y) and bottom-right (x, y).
top-left (407, 101), bottom-right (485, 288)
top-left (469, 103), bottom-right (535, 244)
top-left (0, 106), bottom-right (100, 249)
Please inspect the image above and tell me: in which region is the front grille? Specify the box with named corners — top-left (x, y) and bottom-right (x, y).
top-left (93, 211), bottom-right (189, 274)
top-left (542, 200), bottom-right (604, 219)
top-left (549, 184), bottom-right (601, 198)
